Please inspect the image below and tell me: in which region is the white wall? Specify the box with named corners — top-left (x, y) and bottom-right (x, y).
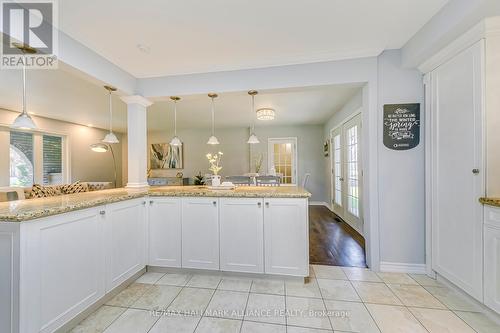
top-left (322, 90), bottom-right (363, 208)
top-left (377, 50), bottom-right (425, 265)
top-left (0, 109), bottom-right (123, 187)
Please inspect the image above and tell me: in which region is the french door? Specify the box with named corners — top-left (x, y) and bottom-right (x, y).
top-left (330, 114), bottom-right (363, 234)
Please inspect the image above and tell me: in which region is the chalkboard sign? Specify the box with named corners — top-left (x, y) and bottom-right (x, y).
top-left (383, 104), bottom-right (420, 150)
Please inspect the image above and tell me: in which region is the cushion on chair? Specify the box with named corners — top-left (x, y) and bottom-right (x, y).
top-left (60, 181), bottom-right (89, 194)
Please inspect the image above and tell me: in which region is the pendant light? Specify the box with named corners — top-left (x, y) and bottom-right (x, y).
top-left (207, 93), bottom-right (220, 145)
top-left (169, 96), bottom-right (182, 146)
top-left (102, 85), bottom-right (119, 144)
top-left (11, 43), bottom-right (37, 130)
top-left (247, 90), bottom-right (260, 144)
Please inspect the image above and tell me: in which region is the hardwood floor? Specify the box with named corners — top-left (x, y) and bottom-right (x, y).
top-left (309, 205), bottom-right (367, 268)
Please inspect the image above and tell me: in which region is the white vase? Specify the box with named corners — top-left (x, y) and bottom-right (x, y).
top-left (211, 175), bottom-right (221, 187)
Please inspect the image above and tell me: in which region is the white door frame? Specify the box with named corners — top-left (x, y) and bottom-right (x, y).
top-left (267, 137), bottom-right (298, 186)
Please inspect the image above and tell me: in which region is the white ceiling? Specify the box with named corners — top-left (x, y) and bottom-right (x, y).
top-left (59, 0), bottom-right (449, 78)
top-left (0, 66), bottom-right (362, 132)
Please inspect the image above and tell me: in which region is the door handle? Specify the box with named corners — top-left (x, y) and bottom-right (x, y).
top-left (472, 169), bottom-right (480, 175)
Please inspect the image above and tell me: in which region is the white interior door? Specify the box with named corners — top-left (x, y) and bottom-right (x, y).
top-left (268, 138), bottom-right (298, 185)
top-left (330, 114), bottom-right (363, 234)
top-left (430, 41), bottom-right (484, 301)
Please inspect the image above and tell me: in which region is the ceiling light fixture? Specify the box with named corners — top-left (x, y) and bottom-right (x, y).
top-left (11, 43), bottom-right (37, 130)
top-left (102, 85), bottom-right (119, 144)
top-left (256, 108), bottom-right (275, 121)
top-left (207, 93), bottom-right (220, 145)
top-left (169, 96), bottom-right (182, 146)
top-left (247, 90), bottom-right (260, 144)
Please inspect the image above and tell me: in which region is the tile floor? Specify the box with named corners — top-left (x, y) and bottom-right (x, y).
top-left (71, 265), bottom-right (500, 333)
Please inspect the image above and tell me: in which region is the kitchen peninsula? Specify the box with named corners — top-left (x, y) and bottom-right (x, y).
top-left (0, 186), bottom-right (310, 333)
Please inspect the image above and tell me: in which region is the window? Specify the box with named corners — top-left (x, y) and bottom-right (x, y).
top-left (43, 135), bottom-right (63, 185)
top-left (268, 138), bottom-right (297, 185)
top-left (332, 133), bottom-right (342, 206)
top-left (346, 125), bottom-right (360, 217)
top-left (9, 131), bottom-right (66, 186)
top-left (10, 131), bottom-right (34, 186)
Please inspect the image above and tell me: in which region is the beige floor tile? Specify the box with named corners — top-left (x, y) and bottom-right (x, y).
top-left (218, 277), bottom-right (253, 292)
top-left (245, 293), bottom-right (286, 325)
top-left (205, 290), bottom-right (249, 319)
top-left (103, 308), bottom-right (158, 333)
top-left (195, 317), bottom-right (241, 333)
top-left (285, 279), bottom-right (322, 298)
top-left (286, 296), bottom-right (332, 330)
top-left (131, 285), bottom-right (182, 310)
top-left (388, 284), bottom-right (446, 309)
top-left (186, 274), bottom-right (222, 289)
top-left (156, 273), bottom-right (192, 287)
top-left (365, 304), bottom-right (427, 333)
top-left (167, 287), bottom-right (215, 316)
top-left (376, 272), bottom-right (418, 285)
top-left (409, 274), bottom-right (443, 287)
top-left (454, 311), bottom-right (500, 333)
top-left (251, 279), bottom-right (285, 295)
top-left (424, 286), bottom-right (482, 312)
top-left (316, 279), bottom-right (360, 302)
top-left (324, 300), bottom-right (380, 333)
top-left (286, 327), bottom-right (333, 333)
top-left (351, 281), bottom-right (402, 305)
top-left (105, 283), bottom-right (151, 307)
top-left (312, 265), bottom-right (347, 280)
top-left (240, 321), bottom-right (286, 333)
top-left (135, 272), bottom-right (165, 284)
top-left (71, 305), bottom-right (126, 333)
top-left (409, 308), bottom-right (476, 333)
top-left (149, 314), bottom-right (201, 333)
top-left (342, 267), bottom-right (382, 282)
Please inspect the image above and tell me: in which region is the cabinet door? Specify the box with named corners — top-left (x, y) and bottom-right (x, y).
top-left (430, 41), bottom-right (484, 301)
top-left (220, 198), bottom-right (264, 273)
top-left (20, 208), bottom-right (105, 333)
top-left (484, 224), bottom-right (500, 314)
top-left (264, 198), bottom-right (309, 276)
top-left (105, 198), bottom-right (146, 291)
top-left (148, 198), bottom-right (182, 267)
top-left (182, 197), bottom-right (219, 270)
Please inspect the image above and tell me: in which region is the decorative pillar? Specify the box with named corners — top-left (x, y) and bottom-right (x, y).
top-left (121, 95), bottom-right (153, 188)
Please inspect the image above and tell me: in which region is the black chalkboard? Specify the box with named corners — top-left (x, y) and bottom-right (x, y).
top-left (383, 104), bottom-right (420, 150)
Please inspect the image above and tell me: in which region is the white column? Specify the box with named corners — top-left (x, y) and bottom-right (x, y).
top-left (121, 95), bottom-right (153, 188)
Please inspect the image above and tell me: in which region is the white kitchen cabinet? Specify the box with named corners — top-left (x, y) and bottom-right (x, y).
top-left (19, 207), bottom-right (106, 333)
top-left (484, 206), bottom-right (500, 314)
top-left (104, 198), bottom-right (146, 291)
top-left (220, 198), bottom-right (264, 273)
top-left (148, 197), bottom-right (182, 267)
top-left (182, 197), bottom-right (220, 270)
top-left (264, 198), bottom-right (309, 276)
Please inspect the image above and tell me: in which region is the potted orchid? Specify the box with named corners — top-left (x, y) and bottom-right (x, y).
top-left (206, 152), bottom-right (223, 186)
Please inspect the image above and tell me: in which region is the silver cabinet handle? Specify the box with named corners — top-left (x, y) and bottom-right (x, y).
top-left (258, 202), bottom-right (262, 207)
top-left (99, 210), bottom-right (106, 215)
top-left (265, 202), bottom-right (270, 207)
top-left (149, 200), bottom-right (154, 205)
top-left (213, 201), bottom-right (217, 206)
top-left (142, 201), bottom-right (146, 205)
top-left (472, 169), bottom-right (480, 174)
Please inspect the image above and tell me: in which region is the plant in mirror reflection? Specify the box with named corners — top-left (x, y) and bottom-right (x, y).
top-left (206, 152), bottom-right (223, 175)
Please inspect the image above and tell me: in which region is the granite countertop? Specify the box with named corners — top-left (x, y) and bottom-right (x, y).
top-left (480, 197), bottom-right (500, 208)
top-left (0, 186), bottom-right (311, 222)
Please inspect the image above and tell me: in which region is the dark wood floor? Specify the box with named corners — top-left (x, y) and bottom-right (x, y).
top-left (309, 205), bottom-right (367, 268)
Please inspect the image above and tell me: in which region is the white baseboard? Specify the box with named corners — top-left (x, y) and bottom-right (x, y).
top-left (309, 201), bottom-right (330, 208)
top-left (379, 261), bottom-right (426, 274)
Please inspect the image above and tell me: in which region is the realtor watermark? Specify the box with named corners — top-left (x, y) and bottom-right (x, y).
top-left (149, 308), bottom-right (351, 319)
top-left (1, 0), bottom-right (58, 69)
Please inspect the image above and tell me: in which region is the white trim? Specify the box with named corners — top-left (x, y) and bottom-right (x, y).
top-left (418, 17), bottom-right (500, 74)
top-left (267, 137), bottom-right (298, 185)
top-left (379, 261), bottom-right (427, 274)
top-left (424, 72), bottom-right (434, 278)
top-left (120, 95), bottom-right (154, 107)
top-left (309, 201), bottom-right (330, 208)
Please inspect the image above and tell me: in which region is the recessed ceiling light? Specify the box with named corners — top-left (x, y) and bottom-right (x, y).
top-left (137, 44), bottom-right (150, 54)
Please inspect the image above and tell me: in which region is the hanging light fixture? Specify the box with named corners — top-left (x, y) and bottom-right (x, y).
top-left (169, 96), bottom-right (182, 146)
top-left (256, 108), bottom-right (275, 121)
top-left (11, 43), bottom-right (37, 130)
top-left (207, 93), bottom-right (220, 145)
top-left (102, 85), bottom-right (119, 144)
top-left (247, 90), bottom-right (260, 144)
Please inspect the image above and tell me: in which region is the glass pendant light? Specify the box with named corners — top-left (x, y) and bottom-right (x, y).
top-left (169, 96), bottom-right (182, 146)
top-left (247, 90), bottom-right (260, 144)
top-left (207, 93), bottom-right (220, 145)
top-left (11, 43), bottom-right (37, 130)
top-left (102, 85), bottom-right (119, 144)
